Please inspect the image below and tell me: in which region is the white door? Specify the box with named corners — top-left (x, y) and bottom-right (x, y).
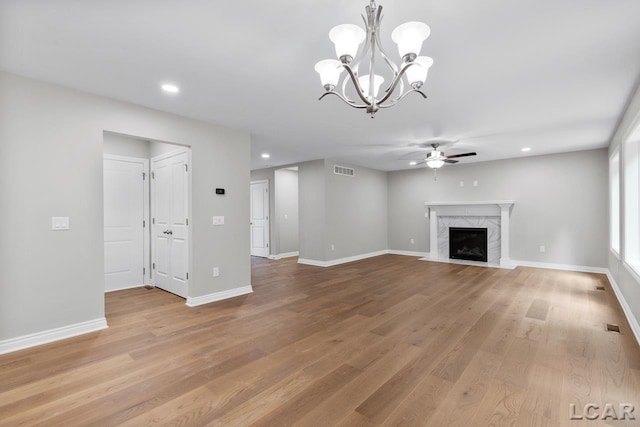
top-left (104, 156), bottom-right (146, 292)
top-left (152, 150), bottom-right (189, 298)
top-left (250, 180), bottom-right (270, 257)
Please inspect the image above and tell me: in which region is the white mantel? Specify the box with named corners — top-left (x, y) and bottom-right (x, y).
top-left (424, 201), bottom-right (515, 268)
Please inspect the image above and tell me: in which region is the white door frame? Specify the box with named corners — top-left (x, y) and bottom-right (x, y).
top-left (150, 147), bottom-right (192, 297)
top-left (103, 154), bottom-right (150, 289)
top-left (250, 179), bottom-right (271, 257)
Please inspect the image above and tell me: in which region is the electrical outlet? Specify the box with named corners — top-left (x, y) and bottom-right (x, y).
top-left (331, 244), bottom-right (335, 251)
top-left (212, 216), bottom-right (225, 225)
top-left (410, 238), bottom-right (415, 244)
top-left (473, 180), bottom-right (478, 187)
top-left (459, 181), bottom-right (464, 187)
top-left (213, 267), bottom-right (220, 277)
top-left (539, 245), bottom-right (545, 253)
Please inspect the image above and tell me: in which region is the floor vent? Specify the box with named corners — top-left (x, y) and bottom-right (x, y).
top-left (143, 285), bottom-right (154, 290)
top-left (334, 165), bottom-right (355, 177)
top-left (596, 286), bottom-right (606, 291)
top-left (606, 323), bottom-right (621, 333)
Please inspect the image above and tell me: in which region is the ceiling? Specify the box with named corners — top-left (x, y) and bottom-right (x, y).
top-left (1, 0), bottom-right (639, 171)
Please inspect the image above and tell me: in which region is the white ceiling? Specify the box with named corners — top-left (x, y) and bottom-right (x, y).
top-left (1, 0), bottom-right (639, 171)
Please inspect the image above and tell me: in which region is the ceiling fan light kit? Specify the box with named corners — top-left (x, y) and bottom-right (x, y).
top-left (314, 0), bottom-right (433, 117)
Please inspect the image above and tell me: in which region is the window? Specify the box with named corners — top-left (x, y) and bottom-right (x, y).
top-left (610, 150), bottom-right (620, 256)
top-left (624, 125), bottom-right (640, 274)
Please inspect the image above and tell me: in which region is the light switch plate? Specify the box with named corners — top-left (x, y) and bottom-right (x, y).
top-left (51, 217), bottom-right (70, 230)
top-left (212, 216), bottom-right (225, 225)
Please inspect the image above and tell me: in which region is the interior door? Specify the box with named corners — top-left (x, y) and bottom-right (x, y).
top-left (152, 150), bottom-right (189, 298)
top-left (250, 180), bottom-right (270, 257)
top-left (103, 156), bottom-right (145, 292)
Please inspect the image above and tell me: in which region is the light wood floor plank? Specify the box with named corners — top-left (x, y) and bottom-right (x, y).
top-left (0, 255), bottom-right (638, 426)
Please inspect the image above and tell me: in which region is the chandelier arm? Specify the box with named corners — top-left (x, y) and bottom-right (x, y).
top-left (347, 13), bottom-right (372, 74)
top-left (373, 14), bottom-right (399, 78)
top-left (376, 62), bottom-right (416, 105)
top-left (318, 91), bottom-right (369, 109)
top-left (378, 88), bottom-right (427, 108)
top-left (342, 64), bottom-right (373, 106)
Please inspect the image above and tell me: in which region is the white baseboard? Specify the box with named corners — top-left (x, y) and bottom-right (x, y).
top-left (606, 271), bottom-right (640, 347)
top-left (298, 250), bottom-right (389, 267)
top-left (512, 260), bottom-right (608, 274)
top-left (186, 285), bottom-right (253, 307)
top-left (0, 318), bottom-right (108, 355)
top-left (388, 249), bottom-right (428, 257)
top-left (105, 284), bottom-right (146, 293)
top-left (269, 251), bottom-right (299, 260)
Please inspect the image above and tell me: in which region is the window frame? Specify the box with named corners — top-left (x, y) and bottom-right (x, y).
top-left (610, 149), bottom-right (621, 258)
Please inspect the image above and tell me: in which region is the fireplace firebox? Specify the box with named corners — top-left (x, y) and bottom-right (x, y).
top-left (449, 227), bottom-right (488, 262)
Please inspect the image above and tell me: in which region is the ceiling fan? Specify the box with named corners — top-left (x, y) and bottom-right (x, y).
top-left (413, 143), bottom-right (477, 169)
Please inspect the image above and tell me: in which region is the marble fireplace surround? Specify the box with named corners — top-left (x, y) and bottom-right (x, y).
top-left (423, 201), bottom-right (515, 268)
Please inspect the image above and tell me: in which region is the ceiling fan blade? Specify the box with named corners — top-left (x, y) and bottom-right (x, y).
top-left (445, 152), bottom-right (477, 159)
top-left (414, 161), bottom-right (427, 166)
top-left (444, 159), bottom-right (459, 164)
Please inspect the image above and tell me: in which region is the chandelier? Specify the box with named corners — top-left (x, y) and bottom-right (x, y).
top-left (314, 0), bottom-right (433, 118)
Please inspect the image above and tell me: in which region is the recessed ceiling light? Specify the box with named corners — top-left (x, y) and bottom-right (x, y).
top-left (161, 84), bottom-right (179, 93)
top-left (521, 147), bottom-right (531, 152)
top-left (409, 161), bottom-right (417, 166)
top-left (261, 153), bottom-right (270, 159)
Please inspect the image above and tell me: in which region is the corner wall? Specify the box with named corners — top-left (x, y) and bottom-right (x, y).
top-left (388, 149), bottom-right (609, 267)
top-left (0, 71), bottom-right (251, 345)
top-left (608, 80), bottom-right (640, 340)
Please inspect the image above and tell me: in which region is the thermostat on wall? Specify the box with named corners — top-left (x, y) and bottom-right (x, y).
top-left (215, 188), bottom-right (225, 195)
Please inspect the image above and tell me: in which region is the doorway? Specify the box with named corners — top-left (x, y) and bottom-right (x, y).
top-left (250, 180), bottom-right (270, 257)
top-left (103, 132), bottom-right (191, 298)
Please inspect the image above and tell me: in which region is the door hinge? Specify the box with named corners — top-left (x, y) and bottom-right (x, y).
top-left (186, 272), bottom-right (189, 280)
top-left (266, 243), bottom-right (269, 247)
top-left (184, 164), bottom-right (188, 172)
top-left (143, 267), bottom-right (146, 275)
top-left (266, 188), bottom-right (268, 193)
top-left (152, 218), bottom-right (155, 224)
top-left (142, 172), bottom-right (146, 180)
top-left (143, 220), bottom-right (146, 228)
top-left (151, 171), bottom-right (155, 179)
top-left (152, 263), bottom-right (155, 270)
top-left (186, 218), bottom-right (189, 225)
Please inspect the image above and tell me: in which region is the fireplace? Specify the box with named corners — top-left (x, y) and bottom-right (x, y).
top-left (449, 227), bottom-right (488, 262)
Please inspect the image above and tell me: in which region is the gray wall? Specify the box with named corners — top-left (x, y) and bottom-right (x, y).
top-left (103, 132), bottom-right (150, 158)
top-left (324, 161), bottom-right (388, 260)
top-left (608, 81), bottom-right (640, 333)
top-left (0, 71), bottom-right (251, 342)
top-left (298, 160), bottom-right (327, 261)
top-left (150, 139), bottom-right (182, 158)
top-left (274, 169), bottom-right (299, 254)
top-left (388, 149), bottom-right (609, 267)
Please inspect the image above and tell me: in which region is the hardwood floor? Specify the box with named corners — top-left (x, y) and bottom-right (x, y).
top-left (1, 255), bottom-right (639, 426)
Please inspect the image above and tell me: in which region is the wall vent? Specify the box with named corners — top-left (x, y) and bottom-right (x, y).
top-left (334, 165), bottom-right (355, 177)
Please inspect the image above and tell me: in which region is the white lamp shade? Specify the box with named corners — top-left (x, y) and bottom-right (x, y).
top-left (314, 59), bottom-right (344, 88)
top-left (329, 24), bottom-right (366, 60)
top-left (427, 159), bottom-right (444, 169)
top-left (405, 56), bottom-right (434, 86)
top-left (391, 22), bottom-right (431, 60)
top-left (358, 74), bottom-right (385, 99)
